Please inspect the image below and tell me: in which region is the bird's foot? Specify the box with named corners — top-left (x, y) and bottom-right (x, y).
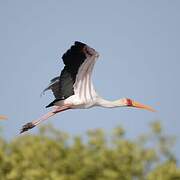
top-left (20, 122), bottom-right (36, 134)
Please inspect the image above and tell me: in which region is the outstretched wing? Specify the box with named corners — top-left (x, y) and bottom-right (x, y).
top-left (45, 41), bottom-right (99, 107)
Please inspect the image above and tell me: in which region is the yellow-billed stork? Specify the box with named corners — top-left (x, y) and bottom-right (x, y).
top-left (0, 115), bottom-right (7, 120)
top-left (20, 41), bottom-right (155, 133)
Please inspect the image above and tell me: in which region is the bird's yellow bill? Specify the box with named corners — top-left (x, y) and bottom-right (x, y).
top-left (131, 100), bottom-right (156, 112)
top-left (0, 115), bottom-right (7, 120)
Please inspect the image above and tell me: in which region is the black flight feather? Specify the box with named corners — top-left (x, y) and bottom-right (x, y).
top-left (46, 41), bottom-right (87, 108)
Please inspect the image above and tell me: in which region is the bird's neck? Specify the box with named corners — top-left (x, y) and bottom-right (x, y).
top-left (96, 98), bottom-right (125, 108)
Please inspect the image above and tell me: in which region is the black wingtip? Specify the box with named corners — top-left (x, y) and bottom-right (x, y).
top-left (20, 122), bottom-right (36, 134)
top-left (74, 41), bottom-right (86, 46)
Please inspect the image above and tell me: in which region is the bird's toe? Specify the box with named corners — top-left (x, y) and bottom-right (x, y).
top-left (20, 122), bottom-right (35, 134)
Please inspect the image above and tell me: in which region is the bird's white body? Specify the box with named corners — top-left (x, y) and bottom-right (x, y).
top-left (64, 95), bottom-right (97, 109)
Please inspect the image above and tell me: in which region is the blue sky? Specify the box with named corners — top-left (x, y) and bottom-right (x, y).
top-left (0, 1), bottom-right (180, 159)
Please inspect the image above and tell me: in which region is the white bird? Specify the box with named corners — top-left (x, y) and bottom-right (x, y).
top-left (20, 41), bottom-right (155, 133)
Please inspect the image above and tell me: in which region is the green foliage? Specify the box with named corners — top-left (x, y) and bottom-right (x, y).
top-left (0, 122), bottom-right (179, 180)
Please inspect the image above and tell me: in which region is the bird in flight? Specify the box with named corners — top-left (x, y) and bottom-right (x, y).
top-left (20, 41), bottom-right (155, 133)
top-left (0, 115), bottom-right (7, 120)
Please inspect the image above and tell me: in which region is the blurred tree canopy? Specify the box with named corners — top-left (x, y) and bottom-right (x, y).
top-left (0, 121), bottom-right (179, 180)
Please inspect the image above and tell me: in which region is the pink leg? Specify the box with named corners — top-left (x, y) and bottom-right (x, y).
top-left (20, 105), bottom-right (71, 134)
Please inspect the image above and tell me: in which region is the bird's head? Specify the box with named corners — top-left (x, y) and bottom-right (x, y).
top-left (120, 98), bottom-right (156, 112)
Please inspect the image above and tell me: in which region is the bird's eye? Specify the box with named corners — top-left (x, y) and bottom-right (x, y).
top-left (126, 99), bottom-right (133, 106)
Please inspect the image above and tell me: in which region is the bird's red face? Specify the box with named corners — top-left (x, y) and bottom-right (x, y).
top-left (124, 98), bottom-right (156, 112)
